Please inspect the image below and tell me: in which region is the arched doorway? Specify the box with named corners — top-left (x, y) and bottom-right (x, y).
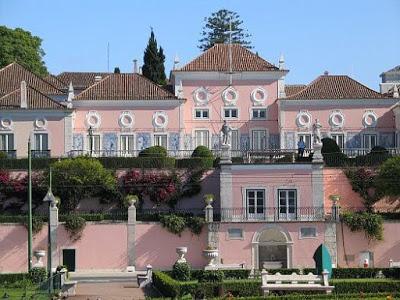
top-left (252, 224), bottom-right (293, 270)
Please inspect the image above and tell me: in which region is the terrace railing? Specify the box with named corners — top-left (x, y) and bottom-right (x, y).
top-left (31, 150), bottom-right (51, 158)
top-left (0, 149), bottom-right (16, 159)
top-left (220, 207), bottom-right (328, 222)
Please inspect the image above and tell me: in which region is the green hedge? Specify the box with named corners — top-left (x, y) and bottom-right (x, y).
top-left (333, 268), bottom-right (400, 279)
top-left (332, 279), bottom-right (400, 293)
top-left (216, 292), bottom-right (400, 300)
top-left (175, 157), bottom-right (214, 169)
top-left (0, 158), bottom-right (56, 170)
top-left (98, 157), bottom-right (176, 169)
top-left (0, 273), bottom-right (28, 285)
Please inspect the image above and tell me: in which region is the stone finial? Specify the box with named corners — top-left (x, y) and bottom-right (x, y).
top-left (67, 82), bottom-right (74, 105)
top-left (20, 81), bottom-right (27, 109)
top-left (133, 59), bottom-right (138, 73)
top-left (393, 84), bottom-right (399, 98)
top-left (278, 54), bottom-right (285, 70)
top-left (173, 54), bottom-right (180, 70)
top-left (177, 80), bottom-right (184, 99)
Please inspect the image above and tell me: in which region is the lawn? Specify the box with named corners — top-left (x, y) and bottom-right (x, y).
top-left (0, 287), bottom-right (52, 300)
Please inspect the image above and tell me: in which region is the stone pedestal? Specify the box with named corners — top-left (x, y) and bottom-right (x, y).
top-left (127, 204), bottom-right (136, 272)
top-left (49, 205), bottom-right (58, 271)
top-left (220, 144), bottom-right (232, 164)
top-left (313, 142), bottom-right (323, 163)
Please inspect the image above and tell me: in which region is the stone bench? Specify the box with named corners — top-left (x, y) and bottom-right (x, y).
top-left (137, 265), bottom-right (153, 288)
top-left (389, 259), bottom-right (400, 268)
top-left (261, 269), bottom-right (334, 296)
top-left (214, 263), bottom-right (246, 270)
top-left (61, 280), bottom-right (78, 297)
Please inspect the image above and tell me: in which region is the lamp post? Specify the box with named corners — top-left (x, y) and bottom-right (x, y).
top-left (27, 138), bottom-right (33, 271)
top-left (88, 126), bottom-right (93, 157)
top-left (43, 168), bottom-right (56, 294)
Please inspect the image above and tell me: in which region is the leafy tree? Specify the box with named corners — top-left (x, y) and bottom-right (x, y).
top-left (142, 29), bottom-right (166, 85)
top-left (198, 9), bottom-right (252, 51)
top-left (0, 26), bottom-right (48, 76)
top-left (51, 157), bottom-right (118, 212)
top-left (377, 156), bottom-right (400, 196)
top-left (114, 67), bottom-right (121, 74)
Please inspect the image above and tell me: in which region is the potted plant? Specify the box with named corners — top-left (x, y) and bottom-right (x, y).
top-left (203, 245), bottom-right (218, 266)
top-left (204, 194), bottom-right (214, 206)
top-left (125, 194), bottom-right (139, 207)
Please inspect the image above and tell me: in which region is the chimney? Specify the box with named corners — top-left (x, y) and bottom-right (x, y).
top-left (324, 71), bottom-right (329, 75)
top-left (394, 84), bottom-right (399, 98)
top-left (173, 54), bottom-right (180, 70)
top-left (94, 75), bottom-right (102, 82)
top-left (67, 82), bottom-right (74, 107)
top-left (133, 59), bottom-right (138, 73)
top-left (20, 81), bottom-right (27, 109)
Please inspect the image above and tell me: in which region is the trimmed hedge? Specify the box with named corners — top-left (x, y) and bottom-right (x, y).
top-left (332, 279), bottom-right (400, 293)
top-left (0, 158), bottom-right (56, 170)
top-left (98, 156), bottom-right (176, 169)
top-left (333, 268), bottom-right (400, 279)
top-left (0, 273), bottom-right (28, 285)
top-left (175, 157), bottom-right (214, 169)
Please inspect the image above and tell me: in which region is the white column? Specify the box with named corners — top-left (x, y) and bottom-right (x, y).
top-left (127, 204), bottom-right (136, 272)
top-left (49, 205), bottom-right (58, 271)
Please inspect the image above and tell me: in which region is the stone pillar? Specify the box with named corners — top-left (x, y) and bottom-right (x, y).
top-left (49, 204), bottom-right (58, 271)
top-left (324, 222), bottom-right (337, 267)
top-left (205, 201), bottom-right (214, 247)
top-left (220, 144), bottom-right (232, 164)
top-left (127, 204), bottom-right (136, 272)
top-left (313, 142), bottom-right (323, 163)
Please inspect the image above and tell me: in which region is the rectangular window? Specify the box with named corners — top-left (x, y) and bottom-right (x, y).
top-left (297, 134), bottom-right (311, 149)
top-left (87, 135), bottom-right (100, 152)
top-left (194, 109), bottom-right (209, 119)
top-left (224, 108), bottom-right (238, 119)
top-left (0, 133), bottom-right (14, 151)
top-left (154, 134), bottom-right (168, 149)
top-left (331, 134), bottom-right (344, 149)
top-left (252, 130), bottom-right (266, 150)
top-left (34, 133), bottom-right (49, 151)
top-left (120, 135), bottom-right (135, 154)
top-left (231, 130), bottom-right (239, 150)
top-left (300, 227), bottom-right (317, 239)
top-left (227, 228), bottom-right (243, 239)
top-left (363, 134), bottom-right (377, 150)
top-left (278, 189), bottom-right (297, 220)
top-left (195, 130), bottom-right (209, 148)
top-left (252, 109), bottom-right (267, 120)
top-left (246, 189), bottom-right (265, 219)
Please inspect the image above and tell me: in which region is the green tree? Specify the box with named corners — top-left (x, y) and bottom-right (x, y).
top-left (198, 9), bottom-right (252, 51)
top-left (0, 26), bottom-right (48, 76)
top-left (377, 156), bottom-right (400, 196)
top-left (142, 29), bottom-right (166, 85)
top-left (51, 157), bottom-right (118, 212)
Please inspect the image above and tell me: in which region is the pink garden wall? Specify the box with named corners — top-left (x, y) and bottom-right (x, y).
top-left (337, 221), bottom-right (400, 268)
top-left (135, 223), bottom-right (207, 270)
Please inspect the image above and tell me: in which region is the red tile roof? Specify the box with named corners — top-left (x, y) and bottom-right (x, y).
top-left (282, 75), bottom-right (388, 100)
top-left (74, 73), bottom-right (179, 100)
top-left (0, 63), bottom-right (63, 96)
top-left (177, 44), bottom-right (279, 72)
top-left (285, 84), bottom-right (306, 97)
top-left (44, 74), bottom-right (68, 90)
top-left (0, 85), bottom-right (68, 110)
top-left (57, 72), bottom-right (111, 89)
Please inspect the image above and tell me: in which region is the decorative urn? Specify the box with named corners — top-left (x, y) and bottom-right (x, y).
top-left (176, 247), bottom-right (188, 263)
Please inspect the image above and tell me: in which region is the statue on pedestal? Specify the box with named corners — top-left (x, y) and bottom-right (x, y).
top-left (312, 118), bottom-right (322, 145)
top-left (221, 120), bottom-right (232, 146)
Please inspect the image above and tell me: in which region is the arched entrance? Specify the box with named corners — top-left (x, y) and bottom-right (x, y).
top-left (252, 224), bottom-right (293, 270)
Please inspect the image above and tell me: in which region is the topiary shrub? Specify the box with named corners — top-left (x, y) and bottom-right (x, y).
top-left (64, 215), bottom-right (86, 241)
top-left (172, 262), bottom-right (191, 281)
top-left (192, 146), bottom-right (213, 158)
top-left (138, 146), bottom-right (167, 157)
top-left (198, 270), bottom-right (224, 282)
top-left (29, 267), bottom-right (47, 284)
top-left (321, 138), bottom-right (348, 166)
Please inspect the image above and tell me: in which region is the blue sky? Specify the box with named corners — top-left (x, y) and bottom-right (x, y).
top-left (1, 0), bottom-right (399, 89)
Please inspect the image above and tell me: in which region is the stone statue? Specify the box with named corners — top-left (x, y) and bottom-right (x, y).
top-left (221, 120), bottom-right (232, 145)
top-left (312, 118), bottom-right (322, 145)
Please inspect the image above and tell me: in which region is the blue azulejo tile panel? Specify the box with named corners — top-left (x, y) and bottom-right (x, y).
top-left (103, 133), bottom-right (118, 151)
top-left (169, 132), bottom-right (180, 151)
top-left (73, 134), bottom-right (84, 151)
top-left (284, 132), bottom-right (295, 149)
top-left (211, 134), bottom-right (220, 150)
top-left (137, 132), bottom-right (151, 150)
top-left (346, 132), bottom-right (361, 148)
top-left (379, 132), bottom-right (395, 148)
top-left (269, 134), bottom-right (280, 149)
top-left (240, 134), bottom-right (250, 150)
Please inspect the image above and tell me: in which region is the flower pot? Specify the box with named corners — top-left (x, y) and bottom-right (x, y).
top-left (176, 247), bottom-right (187, 263)
top-left (33, 250), bottom-right (46, 267)
top-left (204, 195), bottom-right (214, 207)
top-left (203, 249), bottom-right (218, 267)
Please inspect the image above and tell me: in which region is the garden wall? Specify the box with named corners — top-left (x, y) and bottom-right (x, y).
top-left (337, 221), bottom-right (400, 268)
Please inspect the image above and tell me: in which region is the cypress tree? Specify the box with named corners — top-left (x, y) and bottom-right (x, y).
top-left (142, 29), bottom-right (166, 85)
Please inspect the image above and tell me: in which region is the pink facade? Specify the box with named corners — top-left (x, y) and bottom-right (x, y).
top-left (337, 222), bottom-right (400, 268)
top-left (135, 223), bottom-right (207, 270)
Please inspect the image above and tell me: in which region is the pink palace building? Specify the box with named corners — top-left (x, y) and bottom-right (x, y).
top-left (1, 45), bottom-right (400, 272)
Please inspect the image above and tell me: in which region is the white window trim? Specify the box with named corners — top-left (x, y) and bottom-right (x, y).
top-left (221, 107), bottom-right (240, 120)
top-left (0, 133), bottom-right (15, 151)
top-left (249, 107), bottom-right (268, 120)
top-left (30, 131), bottom-right (51, 151)
top-left (362, 131), bottom-right (379, 149)
top-left (85, 133), bottom-right (102, 152)
top-left (250, 128), bottom-right (269, 150)
top-left (193, 107), bottom-right (211, 120)
top-left (295, 132), bottom-right (313, 150)
top-left (298, 226), bottom-right (318, 239)
top-left (329, 132), bottom-right (347, 148)
top-left (119, 133), bottom-right (136, 154)
top-left (193, 128), bottom-right (211, 148)
top-left (229, 127), bottom-right (241, 151)
top-left (241, 186), bottom-right (268, 209)
top-left (226, 228), bottom-right (245, 240)
top-left (274, 185), bottom-right (300, 216)
top-left (152, 133), bottom-right (169, 149)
